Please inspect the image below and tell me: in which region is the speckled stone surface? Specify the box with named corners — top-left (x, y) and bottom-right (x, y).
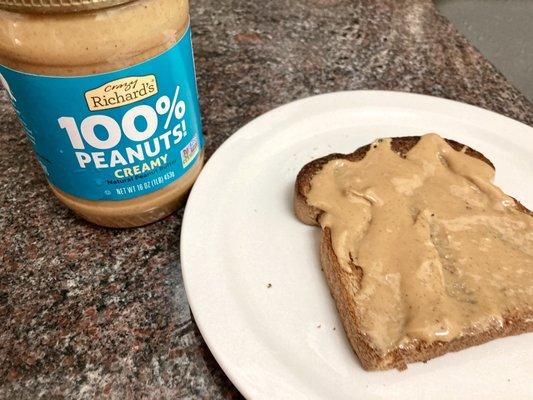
top-left (0, 0), bottom-right (531, 398)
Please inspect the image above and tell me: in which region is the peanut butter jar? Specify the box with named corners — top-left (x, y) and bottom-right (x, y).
top-left (0, 0), bottom-right (204, 228)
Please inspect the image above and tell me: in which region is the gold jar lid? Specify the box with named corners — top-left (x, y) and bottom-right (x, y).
top-left (0, 0), bottom-right (136, 13)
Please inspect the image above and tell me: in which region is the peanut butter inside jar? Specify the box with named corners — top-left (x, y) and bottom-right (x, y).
top-left (0, 0), bottom-right (204, 228)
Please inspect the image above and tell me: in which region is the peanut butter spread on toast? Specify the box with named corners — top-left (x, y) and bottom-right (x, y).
top-left (307, 134), bottom-right (533, 354)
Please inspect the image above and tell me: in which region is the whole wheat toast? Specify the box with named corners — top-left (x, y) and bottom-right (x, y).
top-left (294, 136), bottom-right (533, 371)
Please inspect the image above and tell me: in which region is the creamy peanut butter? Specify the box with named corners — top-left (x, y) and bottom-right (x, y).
top-left (0, 0), bottom-right (189, 75)
top-left (307, 134), bottom-right (533, 354)
top-left (0, 0), bottom-right (204, 228)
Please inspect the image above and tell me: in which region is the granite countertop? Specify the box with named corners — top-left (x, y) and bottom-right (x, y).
top-left (1, 0), bottom-right (531, 398)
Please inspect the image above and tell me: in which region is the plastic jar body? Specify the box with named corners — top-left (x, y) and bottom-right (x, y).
top-left (0, 0), bottom-right (204, 227)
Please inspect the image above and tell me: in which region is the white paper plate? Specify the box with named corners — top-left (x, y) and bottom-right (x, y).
top-left (181, 91), bottom-right (533, 400)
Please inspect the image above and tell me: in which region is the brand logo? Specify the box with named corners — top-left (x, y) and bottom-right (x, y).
top-left (85, 75), bottom-right (158, 111)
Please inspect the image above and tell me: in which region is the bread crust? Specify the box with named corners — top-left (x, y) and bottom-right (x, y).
top-left (294, 136), bottom-right (533, 371)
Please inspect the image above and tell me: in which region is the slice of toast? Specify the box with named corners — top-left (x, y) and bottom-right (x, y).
top-left (294, 135), bottom-right (533, 371)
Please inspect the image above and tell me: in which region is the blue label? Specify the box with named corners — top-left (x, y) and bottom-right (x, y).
top-left (0, 26), bottom-right (203, 201)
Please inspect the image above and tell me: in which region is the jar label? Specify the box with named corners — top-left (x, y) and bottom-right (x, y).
top-left (0, 26), bottom-right (203, 201)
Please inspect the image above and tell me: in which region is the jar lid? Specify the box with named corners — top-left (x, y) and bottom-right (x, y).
top-left (0, 0), bottom-right (135, 13)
